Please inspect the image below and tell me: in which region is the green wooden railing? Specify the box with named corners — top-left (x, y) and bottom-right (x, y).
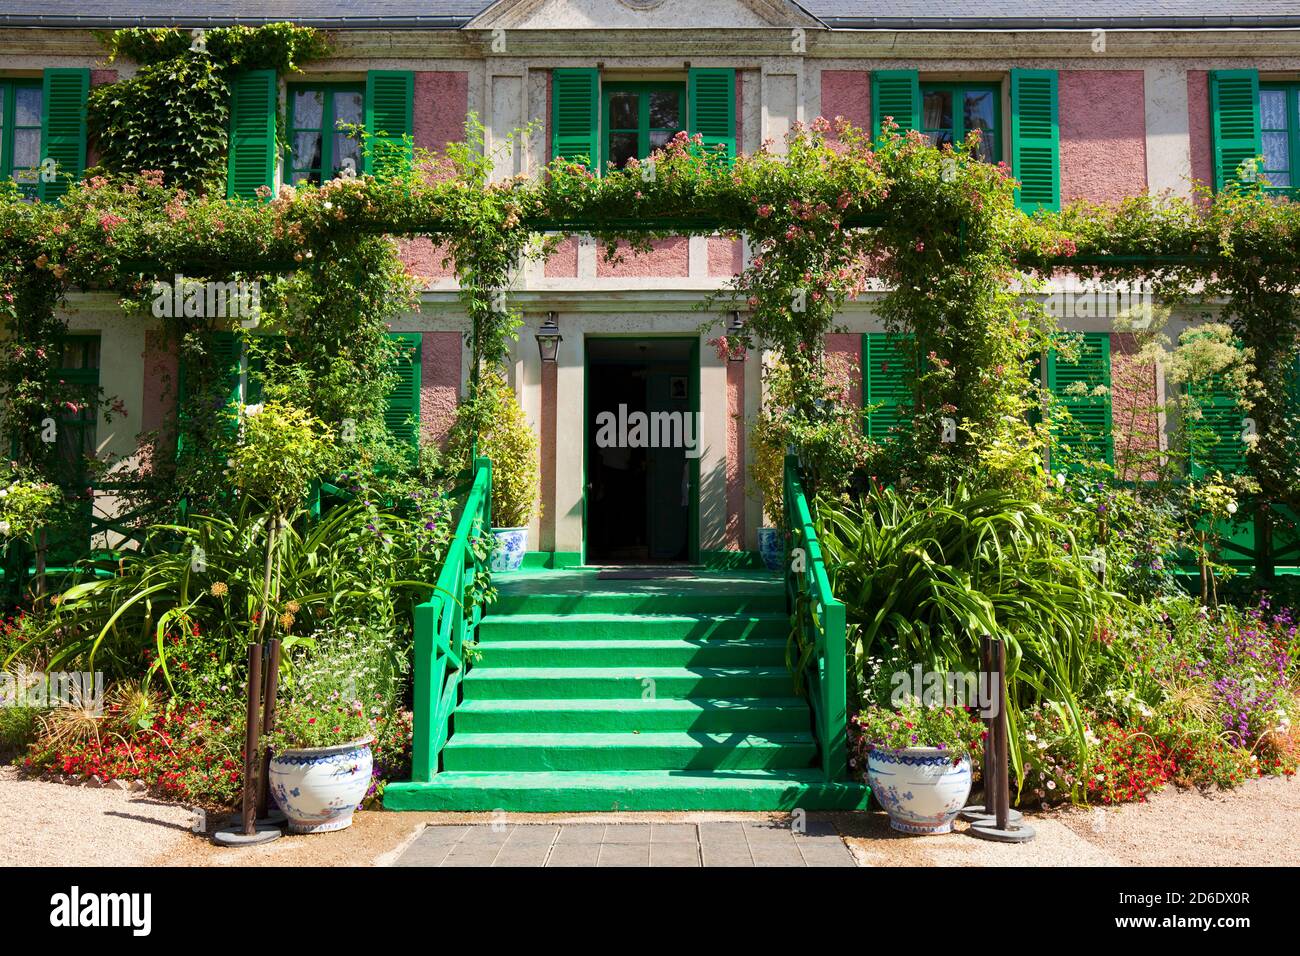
top-left (411, 456), bottom-right (493, 782)
top-left (782, 452), bottom-right (848, 781)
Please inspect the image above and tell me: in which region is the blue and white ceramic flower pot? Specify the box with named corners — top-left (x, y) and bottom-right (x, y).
top-left (865, 745), bottom-right (972, 835)
top-left (490, 526), bottom-right (528, 573)
top-left (269, 738), bottom-right (373, 835)
top-left (757, 526), bottom-right (783, 572)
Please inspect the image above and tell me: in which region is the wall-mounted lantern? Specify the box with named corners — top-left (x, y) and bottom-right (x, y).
top-left (536, 313), bottom-right (563, 364)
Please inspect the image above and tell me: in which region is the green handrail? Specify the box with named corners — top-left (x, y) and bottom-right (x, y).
top-left (782, 452), bottom-right (848, 781)
top-left (411, 456), bottom-right (493, 782)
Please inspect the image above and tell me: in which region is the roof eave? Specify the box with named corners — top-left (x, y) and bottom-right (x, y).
top-left (818, 16), bottom-right (1300, 31)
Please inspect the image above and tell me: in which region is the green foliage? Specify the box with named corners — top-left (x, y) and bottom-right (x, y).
top-left (448, 371), bottom-right (539, 528)
top-left (816, 484), bottom-right (1127, 784)
top-left (0, 478), bottom-right (61, 542)
top-left (88, 56), bottom-right (230, 193)
top-left (748, 352), bottom-right (873, 522)
top-left (102, 24), bottom-right (332, 71)
top-left (851, 702), bottom-right (986, 762)
top-left (262, 619), bottom-right (407, 752)
top-left (89, 23), bottom-right (331, 195)
top-left (23, 494), bottom-right (452, 680)
top-left (227, 400), bottom-right (335, 515)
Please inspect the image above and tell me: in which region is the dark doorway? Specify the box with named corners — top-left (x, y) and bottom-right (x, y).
top-left (585, 338), bottom-right (698, 565)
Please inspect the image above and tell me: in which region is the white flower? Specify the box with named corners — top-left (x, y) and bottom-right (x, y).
top-left (0, 520), bottom-right (9, 536)
top-left (243, 403), bottom-right (264, 417)
top-left (1227, 502), bottom-right (1238, 515)
top-left (1095, 773), bottom-right (1105, 782)
top-left (0, 488), bottom-right (8, 498)
top-left (1046, 780), bottom-right (1057, 790)
top-left (323, 201), bottom-right (334, 211)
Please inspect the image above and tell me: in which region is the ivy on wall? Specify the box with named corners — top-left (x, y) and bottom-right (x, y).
top-left (88, 24), bottom-right (330, 194)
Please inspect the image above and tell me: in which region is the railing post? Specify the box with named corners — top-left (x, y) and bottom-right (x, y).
top-left (476, 456), bottom-right (492, 532)
top-left (410, 599), bottom-right (439, 782)
top-left (823, 598), bottom-right (847, 780)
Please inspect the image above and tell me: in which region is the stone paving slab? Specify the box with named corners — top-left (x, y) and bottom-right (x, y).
top-left (395, 818), bottom-right (856, 867)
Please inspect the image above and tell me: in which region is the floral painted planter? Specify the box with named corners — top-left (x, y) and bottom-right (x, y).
top-left (865, 745), bottom-right (972, 835)
top-left (269, 738), bottom-right (373, 835)
top-left (757, 526), bottom-right (783, 572)
top-left (490, 526), bottom-right (528, 573)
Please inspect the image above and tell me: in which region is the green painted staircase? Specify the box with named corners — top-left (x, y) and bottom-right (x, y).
top-left (385, 570), bottom-right (871, 812)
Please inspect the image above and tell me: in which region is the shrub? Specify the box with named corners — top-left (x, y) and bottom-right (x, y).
top-left (817, 481), bottom-right (1126, 785)
top-left (447, 371), bottom-right (539, 528)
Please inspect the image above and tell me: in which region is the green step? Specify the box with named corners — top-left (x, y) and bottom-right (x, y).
top-left (441, 731), bottom-right (817, 772)
top-left (478, 612), bottom-right (788, 642)
top-left (462, 666), bottom-right (798, 700)
top-left (474, 638), bottom-right (787, 669)
top-left (491, 591), bottom-right (785, 616)
top-left (454, 697), bottom-right (810, 734)
top-left (385, 770), bottom-right (871, 812)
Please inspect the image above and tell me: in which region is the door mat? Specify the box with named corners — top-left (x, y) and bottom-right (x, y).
top-left (596, 568), bottom-right (696, 580)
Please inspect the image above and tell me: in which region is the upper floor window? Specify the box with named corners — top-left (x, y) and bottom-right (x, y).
top-left (1260, 83), bottom-right (1296, 193)
top-left (0, 79), bottom-right (43, 198)
top-left (602, 82), bottom-right (686, 170)
top-left (920, 82), bottom-right (1000, 163)
top-left (285, 84), bottom-right (364, 186)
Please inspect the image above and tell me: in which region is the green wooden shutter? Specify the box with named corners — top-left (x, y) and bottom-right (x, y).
top-left (1189, 375), bottom-right (1247, 478)
top-left (176, 331), bottom-right (243, 456)
top-left (1011, 68), bottom-right (1060, 213)
top-left (552, 68), bottom-right (600, 171)
top-left (862, 333), bottom-right (915, 442)
top-left (364, 71), bottom-right (414, 181)
top-left (38, 68), bottom-right (89, 203)
top-left (1047, 332), bottom-right (1113, 467)
top-left (226, 70), bottom-right (277, 200)
top-left (385, 333), bottom-right (422, 454)
top-left (1209, 70), bottom-right (1262, 193)
top-left (688, 68), bottom-right (736, 162)
top-left (871, 70), bottom-right (919, 138)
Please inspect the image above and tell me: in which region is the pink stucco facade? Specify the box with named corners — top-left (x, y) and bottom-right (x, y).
top-left (421, 331), bottom-right (462, 447)
top-left (141, 329), bottom-right (179, 465)
top-left (595, 238), bottom-right (690, 278)
top-left (544, 236), bottom-right (579, 278)
top-left (725, 358), bottom-right (745, 550)
top-left (825, 333), bottom-right (863, 409)
top-left (1059, 71), bottom-right (1148, 204)
top-left (1188, 70), bottom-right (1213, 192)
top-left (820, 70), bottom-right (871, 135)
top-left (414, 72), bottom-right (469, 157)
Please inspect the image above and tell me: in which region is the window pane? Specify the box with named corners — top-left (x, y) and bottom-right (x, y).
top-left (1267, 172), bottom-right (1291, 188)
top-left (293, 89), bottom-right (324, 129)
top-left (12, 128), bottom-right (40, 175)
top-left (334, 91), bottom-right (363, 129)
top-left (292, 170), bottom-right (321, 186)
top-left (964, 91), bottom-right (995, 135)
top-left (608, 131), bottom-right (638, 168)
top-left (293, 131), bottom-right (322, 172)
top-left (1260, 89), bottom-right (1288, 129)
top-left (333, 133), bottom-right (361, 177)
top-left (609, 93), bottom-right (638, 130)
top-left (923, 130), bottom-right (954, 150)
top-left (15, 87), bottom-right (42, 126)
top-left (922, 90), bottom-right (952, 132)
top-left (649, 129), bottom-right (674, 151)
top-left (1263, 131), bottom-right (1290, 172)
top-left (648, 91), bottom-right (680, 129)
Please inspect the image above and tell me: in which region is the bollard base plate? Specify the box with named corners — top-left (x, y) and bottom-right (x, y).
top-left (959, 804), bottom-right (1024, 824)
top-left (968, 820), bottom-right (1036, 843)
top-left (211, 822), bottom-right (283, 847)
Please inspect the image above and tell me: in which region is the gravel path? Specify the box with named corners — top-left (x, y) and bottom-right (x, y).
top-left (1, 767), bottom-right (1294, 866)
top-left (0, 767), bottom-right (197, 867)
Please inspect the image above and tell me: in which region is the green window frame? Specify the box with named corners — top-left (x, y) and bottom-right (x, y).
top-left (601, 81), bottom-right (687, 170)
top-left (1259, 82), bottom-right (1298, 195)
top-left (920, 82), bottom-right (1002, 163)
top-left (0, 78), bottom-right (42, 198)
top-left (285, 83), bottom-right (365, 186)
